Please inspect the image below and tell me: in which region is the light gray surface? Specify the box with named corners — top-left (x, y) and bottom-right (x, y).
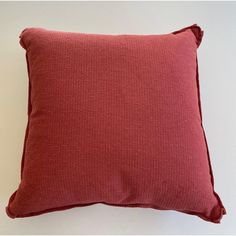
top-left (0, 2), bottom-right (235, 234)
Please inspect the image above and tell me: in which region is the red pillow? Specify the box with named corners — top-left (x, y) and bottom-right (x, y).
top-left (6, 24), bottom-right (226, 223)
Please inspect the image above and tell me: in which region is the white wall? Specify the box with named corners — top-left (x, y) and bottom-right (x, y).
top-left (0, 2), bottom-right (235, 234)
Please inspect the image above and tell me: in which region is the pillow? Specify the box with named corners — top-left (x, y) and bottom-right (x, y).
top-left (6, 24), bottom-right (226, 223)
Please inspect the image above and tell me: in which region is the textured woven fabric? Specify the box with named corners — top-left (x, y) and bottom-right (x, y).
top-left (6, 25), bottom-right (225, 222)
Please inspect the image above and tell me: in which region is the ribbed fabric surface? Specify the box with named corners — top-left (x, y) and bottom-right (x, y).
top-left (6, 24), bottom-right (225, 223)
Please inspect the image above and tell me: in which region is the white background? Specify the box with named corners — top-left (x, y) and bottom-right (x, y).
top-left (0, 2), bottom-right (235, 235)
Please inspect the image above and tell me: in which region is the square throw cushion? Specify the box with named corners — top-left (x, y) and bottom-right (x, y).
top-left (6, 24), bottom-right (226, 223)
